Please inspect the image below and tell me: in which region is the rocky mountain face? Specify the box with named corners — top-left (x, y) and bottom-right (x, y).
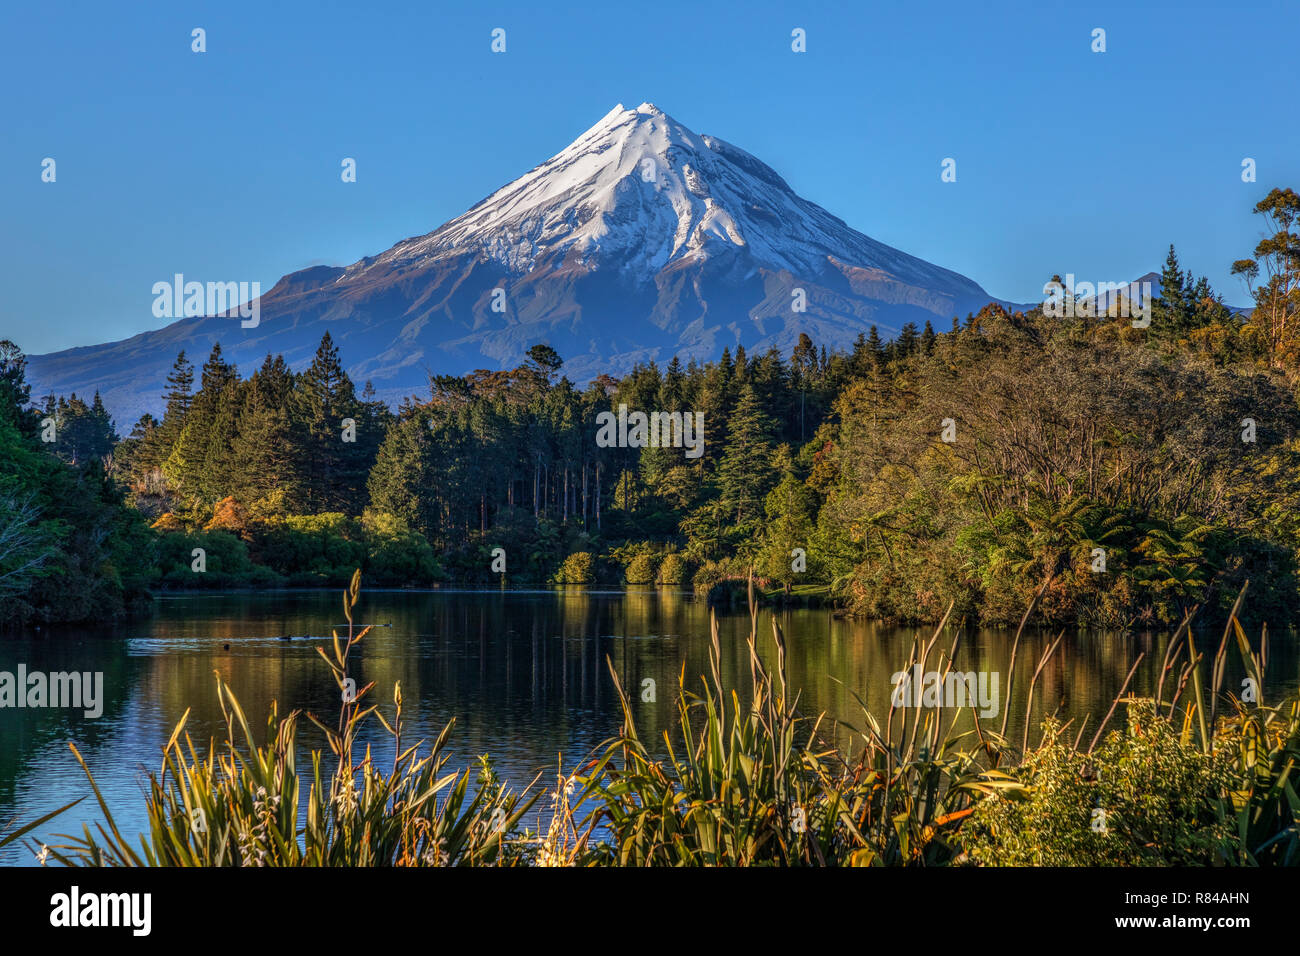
top-left (28, 102), bottom-right (1012, 425)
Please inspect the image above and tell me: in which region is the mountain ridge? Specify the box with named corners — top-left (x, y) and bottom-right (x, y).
top-left (29, 102), bottom-right (1022, 425)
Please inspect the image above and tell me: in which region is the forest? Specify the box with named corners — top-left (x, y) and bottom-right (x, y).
top-left (3, 189), bottom-right (1299, 630)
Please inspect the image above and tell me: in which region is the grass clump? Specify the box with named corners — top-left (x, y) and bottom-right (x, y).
top-left (42, 570), bottom-right (537, 866)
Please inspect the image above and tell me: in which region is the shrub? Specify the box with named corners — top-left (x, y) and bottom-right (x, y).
top-left (656, 551), bottom-right (687, 585)
top-left (624, 552), bottom-right (657, 585)
top-left (362, 511), bottom-right (441, 586)
top-left (555, 551), bottom-right (595, 584)
top-left (691, 559), bottom-right (726, 593)
top-left (253, 513), bottom-right (365, 585)
top-left (24, 584), bottom-right (1300, 868)
top-left (150, 512), bottom-right (185, 532)
top-left (205, 496), bottom-right (250, 537)
top-left (960, 702), bottom-right (1236, 865)
top-left (154, 529), bottom-right (272, 588)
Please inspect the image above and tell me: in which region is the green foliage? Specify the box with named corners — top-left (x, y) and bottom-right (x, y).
top-left (22, 584), bottom-right (1299, 867)
top-left (362, 511), bottom-right (441, 586)
top-left (15, 187), bottom-right (1300, 620)
top-left (254, 514), bottom-right (366, 586)
top-left (623, 551), bottom-right (657, 585)
top-left (757, 447), bottom-right (817, 589)
top-left (46, 573), bottom-right (537, 866)
top-left (555, 551), bottom-right (595, 584)
top-left (821, 304), bottom-right (1300, 626)
top-left (154, 528), bottom-right (275, 589)
top-left (1231, 187), bottom-right (1300, 367)
top-left (0, 373), bottom-right (153, 625)
top-left (656, 550), bottom-right (688, 585)
top-left (961, 704), bottom-right (1235, 865)
top-left (38, 392), bottom-right (116, 465)
top-left (127, 335), bottom-right (389, 522)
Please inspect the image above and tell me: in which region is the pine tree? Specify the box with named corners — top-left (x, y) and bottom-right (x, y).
top-left (46, 393), bottom-right (114, 465)
top-left (661, 356), bottom-right (686, 409)
top-left (368, 409), bottom-right (438, 539)
top-left (1155, 244), bottom-right (1191, 337)
top-left (899, 322), bottom-right (921, 358)
top-left (759, 446), bottom-right (817, 589)
top-left (143, 351), bottom-right (195, 471)
top-left (295, 332), bottom-right (363, 513)
top-left (113, 413), bottom-right (157, 487)
top-left (0, 340), bottom-right (34, 437)
top-left (921, 320), bottom-right (937, 355)
top-left (715, 383), bottom-right (777, 551)
top-left (163, 351), bottom-right (195, 423)
top-left (850, 333), bottom-right (869, 375)
top-left (229, 355), bottom-right (303, 513)
top-left (792, 333), bottom-right (817, 385)
top-left (199, 380), bottom-right (242, 504)
top-left (90, 392), bottom-right (117, 452)
top-left (1187, 274), bottom-right (1230, 329)
top-left (866, 326), bottom-right (884, 367)
top-left (732, 344), bottom-right (749, 386)
top-left (164, 344), bottom-right (236, 510)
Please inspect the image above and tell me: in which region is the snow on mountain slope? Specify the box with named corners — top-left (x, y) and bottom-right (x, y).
top-left (28, 103), bottom-right (1011, 425)
top-left (357, 102), bottom-right (985, 292)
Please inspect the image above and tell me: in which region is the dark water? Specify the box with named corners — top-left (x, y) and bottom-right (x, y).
top-left (2, 588), bottom-right (1296, 865)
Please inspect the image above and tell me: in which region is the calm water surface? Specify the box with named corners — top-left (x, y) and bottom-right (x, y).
top-left (2, 588), bottom-right (1296, 865)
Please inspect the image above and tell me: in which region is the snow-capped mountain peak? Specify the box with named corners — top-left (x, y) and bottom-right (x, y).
top-left (361, 103), bottom-right (982, 293)
top-left (30, 102), bottom-right (1009, 425)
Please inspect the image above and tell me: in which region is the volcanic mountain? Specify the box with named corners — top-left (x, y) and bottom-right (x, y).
top-left (28, 102), bottom-right (1011, 424)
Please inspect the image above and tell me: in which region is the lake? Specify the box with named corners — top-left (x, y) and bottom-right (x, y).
top-left (2, 587), bottom-right (1295, 865)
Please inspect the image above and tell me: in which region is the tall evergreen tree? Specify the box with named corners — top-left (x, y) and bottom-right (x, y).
top-left (295, 332), bottom-right (364, 513)
top-left (896, 322), bottom-right (920, 358)
top-left (1155, 244), bottom-right (1192, 337)
top-left (229, 354), bottom-right (303, 513)
top-left (866, 325), bottom-right (884, 367)
top-left (921, 320), bottom-right (937, 355)
top-left (164, 344), bottom-right (236, 510)
top-left (0, 340), bottom-right (34, 437)
top-left (714, 382), bottom-right (777, 552)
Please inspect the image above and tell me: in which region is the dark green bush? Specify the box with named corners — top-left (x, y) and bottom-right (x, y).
top-left (253, 513), bottom-right (365, 585)
top-left (362, 511), bottom-right (441, 585)
top-left (960, 701), bottom-right (1236, 865)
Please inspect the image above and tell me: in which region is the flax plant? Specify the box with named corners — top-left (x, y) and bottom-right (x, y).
top-left (22, 574), bottom-right (1298, 867)
top-left (43, 570), bottom-right (539, 866)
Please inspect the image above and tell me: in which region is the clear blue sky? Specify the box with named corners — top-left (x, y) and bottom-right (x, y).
top-left (3, 0), bottom-right (1297, 354)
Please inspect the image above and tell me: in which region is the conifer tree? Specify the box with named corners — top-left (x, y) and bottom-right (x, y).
top-left (0, 340), bottom-right (34, 437)
top-left (164, 344), bottom-right (236, 510)
top-left (896, 322), bottom-right (920, 358)
top-left (715, 382), bottom-right (777, 550)
top-left (1155, 244), bottom-right (1191, 337)
top-left (295, 332), bottom-right (364, 513)
top-left (866, 325), bottom-right (884, 367)
top-left (229, 354), bottom-right (303, 513)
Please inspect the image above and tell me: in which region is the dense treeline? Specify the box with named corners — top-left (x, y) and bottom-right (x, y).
top-left (109, 240), bottom-right (1300, 627)
top-left (5, 189), bottom-right (1300, 628)
top-left (0, 342), bottom-right (152, 624)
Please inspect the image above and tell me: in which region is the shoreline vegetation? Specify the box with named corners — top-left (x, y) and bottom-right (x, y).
top-left (3, 191), bottom-right (1300, 631)
top-left (16, 572), bottom-right (1299, 867)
